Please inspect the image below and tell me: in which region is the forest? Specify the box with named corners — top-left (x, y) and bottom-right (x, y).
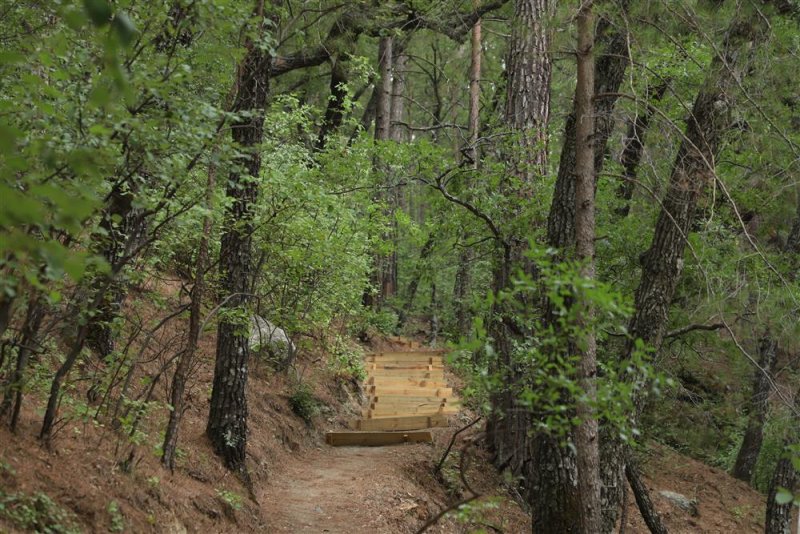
top-left (0, 0), bottom-right (799, 532)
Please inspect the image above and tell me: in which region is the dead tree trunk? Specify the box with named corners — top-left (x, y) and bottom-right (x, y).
top-left (626, 459), bottom-right (669, 534)
top-left (732, 336), bottom-right (778, 483)
top-left (207, 0), bottom-right (272, 474)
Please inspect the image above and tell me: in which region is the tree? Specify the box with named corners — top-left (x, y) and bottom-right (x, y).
top-left (572, 1), bottom-right (601, 531)
top-left (731, 336), bottom-right (778, 483)
top-left (207, 0), bottom-right (274, 474)
top-left (486, 0), bottom-right (551, 484)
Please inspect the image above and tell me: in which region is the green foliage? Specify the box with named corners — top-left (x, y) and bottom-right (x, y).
top-left (0, 490), bottom-right (80, 534)
top-left (106, 500), bottom-right (124, 533)
top-left (288, 383), bottom-right (321, 425)
top-left (326, 335), bottom-right (366, 381)
top-left (215, 489), bottom-right (243, 511)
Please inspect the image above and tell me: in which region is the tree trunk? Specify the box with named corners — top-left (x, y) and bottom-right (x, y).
top-left (486, 0), bottom-right (551, 499)
top-left (1, 292), bottom-right (45, 431)
top-left (86, 181), bottom-right (145, 358)
top-left (315, 57), bottom-right (348, 150)
top-left (765, 452), bottom-right (798, 534)
top-left (162, 144), bottom-right (217, 470)
top-left (616, 79), bottom-right (670, 217)
top-left (765, 385), bottom-right (799, 534)
top-left (546, 6), bottom-right (630, 249)
top-left (403, 235), bottom-right (435, 317)
top-left (452, 10), bottom-right (482, 339)
top-left (390, 45), bottom-right (407, 142)
top-left (626, 459), bottom-right (669, 534)
top-left (533, 7), bottom-right (632, 532)
top-left (603, 8), bottom-right (770, 524)
top-left (207, 1), bottom-right (272, 474)
top-left (732, 336), bottom-right (778, 483)
top-left (787, 199), bottom-right (800, 253)
top-left (573, 3), bottom-right (601, 531)
top-left (375, 37), bottom-right (393, 143)
top-left (503, 0), bottom-right (550, 184)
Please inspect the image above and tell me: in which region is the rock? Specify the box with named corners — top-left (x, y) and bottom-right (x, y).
top-left (249, 315), bottom-right (295, 366)
top-left (659, 490), bottom-right (699, 516)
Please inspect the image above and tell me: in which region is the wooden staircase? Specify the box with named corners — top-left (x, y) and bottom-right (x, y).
top-left (325, 339), bottom-right (460, 446)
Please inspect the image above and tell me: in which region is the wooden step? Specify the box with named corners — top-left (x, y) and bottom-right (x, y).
top-left (365, 407), bottom-right (460, 419)
top-left (367, 386), bottom-right (453, 397)
top-left (325, 430), bottom-right (432, 447)
top-left (368, 351), bottom-right (445, 360)
top-left (367, 377), bottom-right (448, 388)
top-left (369, 399), bottom-right (461, 410)
top-left (367, 370), bottom-right (443, 379)
top-left (367, 363), bottom-right (444, 371)
top-left (370, 395), bottom-right (456, 403)
top-left (351, 414), bottom-right (449, 431)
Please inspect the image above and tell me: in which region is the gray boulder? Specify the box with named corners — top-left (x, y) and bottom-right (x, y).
top-left (249, 315), bottom-right (295, 365)
top-left (659, 490), bottom-right (699, 516)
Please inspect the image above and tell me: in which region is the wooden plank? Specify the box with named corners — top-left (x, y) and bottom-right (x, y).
top-left (365, 406), bottom-right (460, 418)
top-left (368, 351), bottom-right (446, 359)
top-left (367, 387), bottom-right (453, 397)
top-left (370, 401), bottom-right (461, 411)
top-left (367, 377), bottom-right (448, 387)
top-left (325, 430), bottom-right (432, 447)
top-left (368, 363), bottom-right (444, 371)
top-left (351, 414), bottom-right (449, 431)
top-left (367, 370), bottom-right (441, 378)
top-left (371, 395), bottom-right (455, 403)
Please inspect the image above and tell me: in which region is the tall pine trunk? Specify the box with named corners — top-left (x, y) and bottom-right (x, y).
top-left (453, 9), bottom-right (482, 338)
top-left (573, 3), bottom-right (601, 531)
top-left (486, 0), bottom-right (550, 489)
top-left (207, 1), bottom-right (272, 473)
top-left (533, 7), bottom-right (633, 531)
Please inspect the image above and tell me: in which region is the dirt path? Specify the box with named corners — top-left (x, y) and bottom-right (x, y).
top-left (259, 443), bottom-right (437, 533)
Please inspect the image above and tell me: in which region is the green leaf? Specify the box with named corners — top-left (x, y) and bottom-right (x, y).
top-left (112, 12), bottom-right (137, 46)
top-left (775, 489), bottom-right (794, 505)
top-left (84, 0), bottom-right (113, 26)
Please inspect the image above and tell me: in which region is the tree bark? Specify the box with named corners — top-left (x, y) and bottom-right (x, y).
top-left (315, 57), bottom-right (348, 150)
top-left (765, 452), bottom-right (798, 534)
top-left (573, 3), bottom-right (601, 531)
top-left (732, 336), bottom-right (778, 483)
top-left (546, 7), bottom-right (630, 250)
top-left (626, 459), bottom-right (669, 534)
top-left (787, 199), bottom-right (800, 253)
top-left (486, 0), bottom-right (551, 500)
top-left (207, 0), bottom-right (272, 474)
top-left (616, 80), bottom-right (670, 217)
top-left (390, 45), bottom-right (407, 142)
top-left (504, 0), bottom-right (550, 184)
top-left (453, 10), bottom-right (482, 339)
top-left (765, 384), bottom-right (799, 534)
top-left (532, 7), bottom-right (633, 532)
